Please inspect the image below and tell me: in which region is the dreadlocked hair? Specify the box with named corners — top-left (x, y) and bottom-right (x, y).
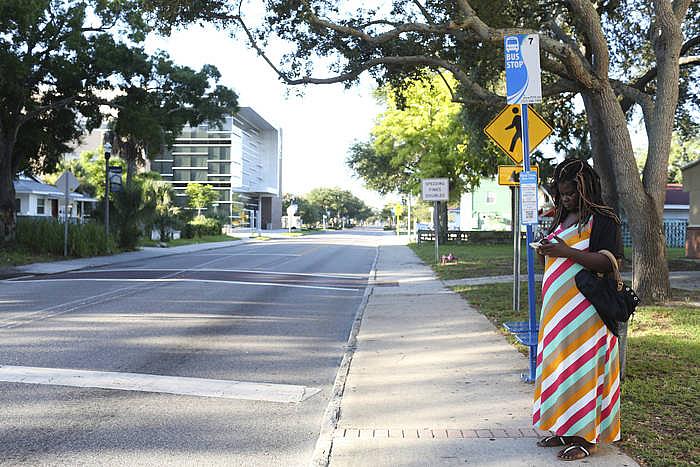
top-left (548, 158), bottom-right (620, 235)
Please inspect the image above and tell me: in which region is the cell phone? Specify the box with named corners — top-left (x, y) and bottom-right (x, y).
top-left (529, 238), bottom-right (551, 249)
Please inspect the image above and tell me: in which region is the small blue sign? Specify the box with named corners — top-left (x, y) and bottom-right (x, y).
top-left (505, 34), bottom-right (542, 105)
top-left (519, 171), bottom-right (539, 225)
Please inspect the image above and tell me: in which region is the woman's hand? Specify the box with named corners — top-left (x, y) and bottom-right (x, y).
top-left (538, 236), bottom-right (573, 258)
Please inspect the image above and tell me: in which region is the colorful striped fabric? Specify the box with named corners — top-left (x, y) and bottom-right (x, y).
top-left (533, 219), bottom-right (620, 444)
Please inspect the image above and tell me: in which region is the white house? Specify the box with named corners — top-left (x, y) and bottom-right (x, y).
top-left (14, 174), bottom-right (97, 222)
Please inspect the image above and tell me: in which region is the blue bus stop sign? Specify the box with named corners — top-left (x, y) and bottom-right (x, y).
top-left (505, 34), bottom-right (542, 105)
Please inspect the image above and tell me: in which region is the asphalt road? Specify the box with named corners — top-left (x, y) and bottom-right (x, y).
top-left (0, 230), bottom-right (384, 466)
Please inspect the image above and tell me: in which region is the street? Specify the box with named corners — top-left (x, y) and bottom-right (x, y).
top-left (0, 231), bottom-right (382, 466)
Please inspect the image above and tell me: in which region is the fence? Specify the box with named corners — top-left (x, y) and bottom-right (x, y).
top-left (420, 218), bottom-right (688, 248)
top-left (621, 218), bottom-right (687, 248)
top-left (417, 230), bottom-right (518, 245)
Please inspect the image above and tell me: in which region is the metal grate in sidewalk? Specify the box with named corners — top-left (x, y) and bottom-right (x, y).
top-left (336, 428), bottom-right (550, 440)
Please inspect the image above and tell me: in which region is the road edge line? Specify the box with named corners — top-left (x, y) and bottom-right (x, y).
top-left (309, 244), bottom-right (380, 467)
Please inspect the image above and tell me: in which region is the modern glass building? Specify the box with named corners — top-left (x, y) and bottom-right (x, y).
top-left (151, 108), bottom-right (282, 229)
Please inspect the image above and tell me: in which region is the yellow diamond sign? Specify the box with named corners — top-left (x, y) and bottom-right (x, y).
top-left (484, 105), bottom-right (553, 164)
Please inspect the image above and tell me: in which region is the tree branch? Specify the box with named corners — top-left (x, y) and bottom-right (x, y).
top-left (626, 35), bottom-right (700, 95)
top-left (453, 0), bottom-right (600, 88)
top-left (562, 0), bottom-right (610, 78)
top-left (679, 55), bottom-right (700, 67)
top-left (18, 96), bottom-right (76, 125)
top-left (411, 0), bottom-right (434, 23)
top-left (612, 80), bottom-right (654, 111)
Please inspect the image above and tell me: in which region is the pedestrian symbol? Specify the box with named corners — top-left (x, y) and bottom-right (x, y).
top-left (484, 105), bottom-right (553, 164)
top-left (504, 107), bottom-right (522, 152)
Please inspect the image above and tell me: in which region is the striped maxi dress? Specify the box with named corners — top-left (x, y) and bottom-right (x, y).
top-left (532, 218), bottom-right (621, 444)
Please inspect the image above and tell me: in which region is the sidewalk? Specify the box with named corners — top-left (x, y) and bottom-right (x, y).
top-left (327, 241), bottom-right (639, 466)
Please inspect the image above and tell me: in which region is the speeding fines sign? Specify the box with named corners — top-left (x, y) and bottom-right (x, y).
top-left (421, 178), bottom-right (449, 201)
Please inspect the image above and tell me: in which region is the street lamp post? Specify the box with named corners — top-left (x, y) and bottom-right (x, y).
top-left (104, 142), bottom-right (112, 237)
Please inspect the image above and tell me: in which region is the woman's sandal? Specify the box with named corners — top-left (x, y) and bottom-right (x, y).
top-left (557, 444), bottom-right (596, 461)
top-left (536, 435), bottom-right (568, 447)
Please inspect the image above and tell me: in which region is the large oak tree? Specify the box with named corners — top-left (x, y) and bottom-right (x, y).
top-left (0, 0), bottom-right (144, 241)
top-left (143, 0), bottom-right (699, 301)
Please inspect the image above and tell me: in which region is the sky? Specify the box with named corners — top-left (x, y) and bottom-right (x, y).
top-left (145, 26), bottom-right (393, 209)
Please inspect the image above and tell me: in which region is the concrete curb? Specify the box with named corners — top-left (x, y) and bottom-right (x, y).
top-left (309, 245), bottom-right (380, 467)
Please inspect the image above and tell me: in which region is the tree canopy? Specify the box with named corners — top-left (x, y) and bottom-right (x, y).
top-left (283, 187), bottom-right (374, 227)
top-left (185, 183), bottom-right (219, 216)
top-left (0, 0), bottom-right (143, 240)
top-left (0, 0), bottom-right (239, 242)
top-left (348, 72), bottom-right (507, 201)
top-left (106, 47), bottom-right (239, 186)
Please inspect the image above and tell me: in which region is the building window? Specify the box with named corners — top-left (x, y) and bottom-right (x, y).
top-left (37, 198), bottom-right (45, 215)
top-left (485, 192), bottom-right (496, 204)
top-left (15, 198), bottom-right (21, 212)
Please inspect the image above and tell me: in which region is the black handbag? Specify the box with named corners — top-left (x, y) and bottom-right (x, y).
top-left (574, 250), bottom-right (640, 336)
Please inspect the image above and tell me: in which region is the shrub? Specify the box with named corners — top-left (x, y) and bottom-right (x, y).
top-left (16, 218), bottom-right (114, 257)
top-left (183, 216), bottom-right (222, 238)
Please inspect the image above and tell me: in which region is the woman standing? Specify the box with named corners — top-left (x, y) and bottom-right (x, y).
top-left (533, 158), bottom-right (623, 461)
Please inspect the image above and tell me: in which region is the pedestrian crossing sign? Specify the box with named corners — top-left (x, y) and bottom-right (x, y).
top-left (484, 105), bottom-right (553, 164)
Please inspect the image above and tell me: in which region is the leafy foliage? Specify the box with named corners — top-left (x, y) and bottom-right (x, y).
top-left (183, 216), bottom-right (222, 238)
top-left (283, 188), bottom-right (373, 227)
top-left (348, 72), bottom-right (497, 200)
top-left (185, 183), bottom-right (219, 216)
top-left (144, 180), bottom-right (181, 242)
top-left (105, 48), bottom-right (239, 185)
top-left (0, 0), bottom-right (142, 241)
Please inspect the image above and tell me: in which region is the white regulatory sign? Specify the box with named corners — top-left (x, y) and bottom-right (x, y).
top-left (505, 34), bottom-right (542, 105)
top-left (421, 178), bottom-right (449, 201)
top-left (519, 171), bottom-right (539, 225)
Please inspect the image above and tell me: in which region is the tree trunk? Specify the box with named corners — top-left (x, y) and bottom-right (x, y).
top-left (581, 91), bottom-right (629, 378)
top-left (438, 201), bottom-right (448, 243)
top-left (0, 137), bottom-right (17, 243)
top-left (125, 142), bottom-right (137, 189)
top-left (582, 93), bottom-right (620, 213)
top-left (592, 85), bottom-right (671, 302)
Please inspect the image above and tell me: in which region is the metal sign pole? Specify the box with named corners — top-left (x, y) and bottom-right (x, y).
top-left (434, 201), bottom-right (439, 264)
top-left (407, 195), bottom-right (412, 240)
top-left (521, 104), bottom-right (538, 383)
top-left (63, 172), bottom-right (69, 257)
top-left (513, 186), bottom-right (521, 311)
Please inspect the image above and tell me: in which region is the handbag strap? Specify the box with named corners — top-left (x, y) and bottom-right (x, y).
top-left (598, 249), bottom-right (623, 291)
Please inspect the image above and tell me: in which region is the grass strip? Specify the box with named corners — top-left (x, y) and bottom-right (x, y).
top-left (619, 297), bottom-right (699, 466)
top-left (452, 281), bottom-right (699, 466)
top-left (0, 246), bottom-right (62, 268)
top-left (409, 242), bottom-right (540, 280)
top-left (409, 242), bottom-right (694, 279)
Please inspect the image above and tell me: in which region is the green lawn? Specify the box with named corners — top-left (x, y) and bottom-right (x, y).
top-left (0, 246), bottom-right (62, 268)
top-left (409, 242), bottom-right (542, 280)
top-left (139, 234), bottom-right (238, 248)
top-left (409, 242), bottom-right (694, 280)
top-left (280, 228), bottom-right (318, 236)
top-left (451, 281), bottom-right (699, 466)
